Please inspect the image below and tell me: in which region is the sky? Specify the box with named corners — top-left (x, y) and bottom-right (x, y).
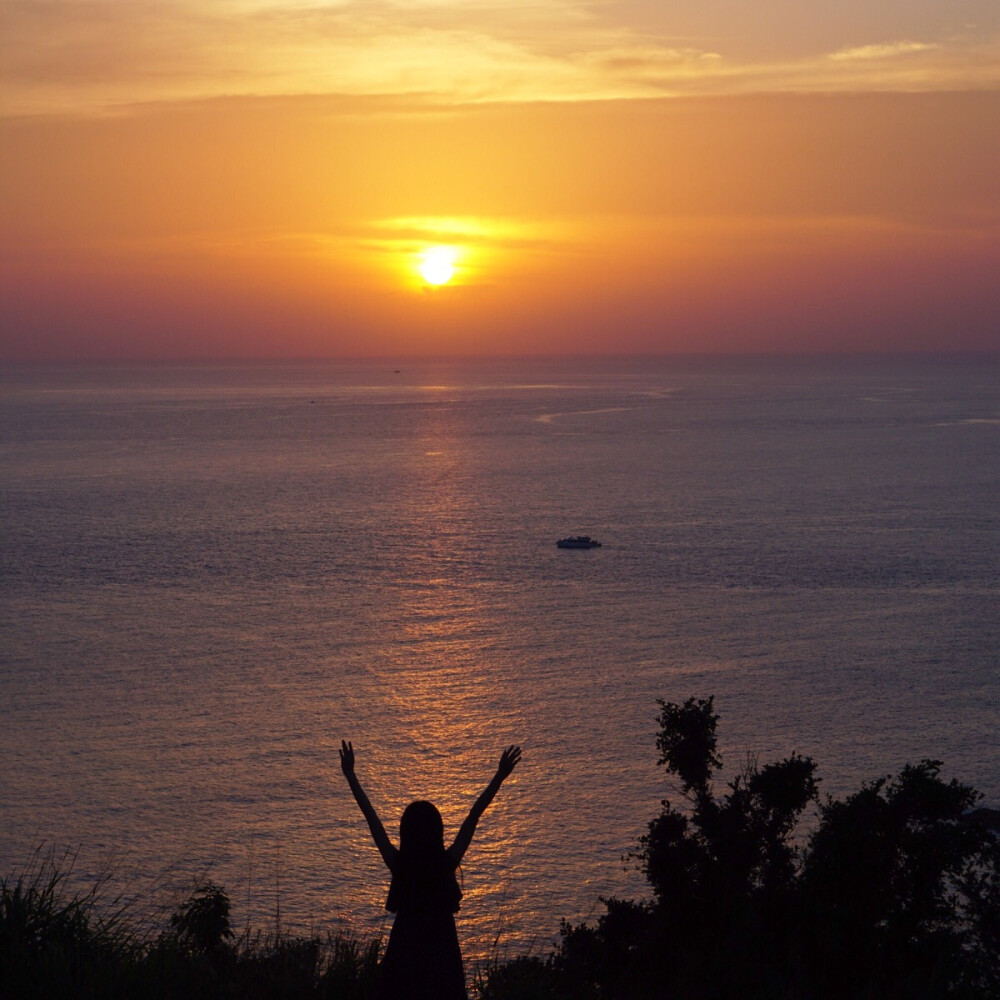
top-left (2, 0), bottom-right (998, 359)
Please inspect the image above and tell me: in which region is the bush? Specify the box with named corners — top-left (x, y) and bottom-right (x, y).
top-left (530, 697), bottom-right (1000, 1000)
top-left (0, 860), bottom-right (381, 1000)
top-left (169, 881), bottom-right (234, 956)
top-left (802, 760), bottom-right (1000, 998)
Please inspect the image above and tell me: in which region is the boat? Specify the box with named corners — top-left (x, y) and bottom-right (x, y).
top-left (556, 535), bottom-right (602, 549)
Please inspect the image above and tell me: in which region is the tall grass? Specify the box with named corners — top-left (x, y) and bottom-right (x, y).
top-left (0, 850), bottom-right (382, 1000)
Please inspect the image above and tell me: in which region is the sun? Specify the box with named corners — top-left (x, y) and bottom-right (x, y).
top-left (418, 246), bottom-right (458, 286)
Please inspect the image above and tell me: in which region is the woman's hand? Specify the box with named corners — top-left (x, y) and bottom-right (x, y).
top-left (497, 745), bottom-right (522, 781)
top-left (338, 740), bottom-right (396, 868)
top-left (449, 744), bottom-right (523, 863)
top-left (339, 739), bottom-right (355, 777)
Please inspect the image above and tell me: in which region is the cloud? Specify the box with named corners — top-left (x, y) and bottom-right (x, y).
top-left (370, 216), bottom-right (549, 244)
top-left (829, 40), bottom-right (940, 62)
top-left (580, 45), bottom-right (723, 83)
top-left (1, 0), bottom-right (999, 116)
top-left (0, 0), bottom-right (653, 113)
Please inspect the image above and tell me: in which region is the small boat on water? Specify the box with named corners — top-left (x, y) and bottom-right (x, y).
top-left (557, 535), bottom-right (602, 549)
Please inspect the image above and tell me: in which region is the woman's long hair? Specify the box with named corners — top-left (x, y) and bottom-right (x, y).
top-left (386, 800), bottom-right (461, 913)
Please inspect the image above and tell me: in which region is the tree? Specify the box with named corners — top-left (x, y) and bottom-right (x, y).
top-left (802, 760), bottom-right (1000, 998)
top-left (635, 697), bottom-right (819, 995)
top-left (539, 697), bottom-right (1000, 1000)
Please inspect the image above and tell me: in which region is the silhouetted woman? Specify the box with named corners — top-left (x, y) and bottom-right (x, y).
top-left (339, 740), bottom-right (521, 1000)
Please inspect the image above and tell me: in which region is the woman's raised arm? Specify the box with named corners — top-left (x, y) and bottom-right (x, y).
top-left (448, 745), bottom-right (521, 864)
top-left (340, 740), bottom-right (398, 869)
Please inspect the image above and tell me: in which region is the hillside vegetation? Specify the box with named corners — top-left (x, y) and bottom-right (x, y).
top-left (4, 697), bottom-right (998, 999)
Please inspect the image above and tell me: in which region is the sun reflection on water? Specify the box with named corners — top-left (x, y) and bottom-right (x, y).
top-left (328, 395), bottom-right (529, 961)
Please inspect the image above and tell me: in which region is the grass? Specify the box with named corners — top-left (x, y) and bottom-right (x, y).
top-left (1, 850), bottom-right (382, 1000)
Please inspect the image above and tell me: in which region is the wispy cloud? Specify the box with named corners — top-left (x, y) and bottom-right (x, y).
top-left (2, 0), bottom-right (998, 116)
top-left (829, 40), bottom-right (940, 62)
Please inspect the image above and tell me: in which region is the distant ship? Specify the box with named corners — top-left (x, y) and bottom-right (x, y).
top-left (556, 536), bottom-right (602, 549)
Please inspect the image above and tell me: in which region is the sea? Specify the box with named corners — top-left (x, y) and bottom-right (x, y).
top-left (1, 355), bottom-right (998, 965)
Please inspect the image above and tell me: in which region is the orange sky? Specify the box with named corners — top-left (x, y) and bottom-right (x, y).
top-left (2, 1), bottom-right (998, 359)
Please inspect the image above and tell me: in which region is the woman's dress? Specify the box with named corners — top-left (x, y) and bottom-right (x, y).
top-left (376, 859), bottom-right (466, 1000)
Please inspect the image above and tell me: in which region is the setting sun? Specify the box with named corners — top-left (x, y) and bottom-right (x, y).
top-left (418, 246), bottom-right (458, 286)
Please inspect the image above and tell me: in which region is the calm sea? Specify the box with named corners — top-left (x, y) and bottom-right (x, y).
top-left (1, 356), bottom-right (998, 962)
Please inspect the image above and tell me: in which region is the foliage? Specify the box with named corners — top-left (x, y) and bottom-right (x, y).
top-left (473, 954), bottom-right (564, 1000)
top-left (523, 697), bottom-right (1000, 1000)
top-left (5, 700), bottom-right (997, 1000)
top-left (0, 849), bottom-right (140, 1000)
top-left (802, 760), bottom-right (1000, 998)
top-left (0, 857), bottom-right (381, 1000)
top-left (169, 880), bottom-right (234, 955)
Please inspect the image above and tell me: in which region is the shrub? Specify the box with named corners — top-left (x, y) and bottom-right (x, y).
top-left (0, 861), bottom-right (381, 999)
top-left (536, 697), bottom-right (1000, 1000)
top-left (169, 881), bottom-right (234, 956)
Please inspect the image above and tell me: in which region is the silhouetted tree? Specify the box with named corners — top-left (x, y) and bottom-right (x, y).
top-left (632, 697), bottom-right (818, 995)
top-left (526, 696), bottom-right (1000, 1000)
top-left (802, 760), bottom-right (1000, 998)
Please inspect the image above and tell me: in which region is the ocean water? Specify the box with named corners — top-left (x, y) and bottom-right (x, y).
top-left (1, 356), bottom-right (998, 962)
